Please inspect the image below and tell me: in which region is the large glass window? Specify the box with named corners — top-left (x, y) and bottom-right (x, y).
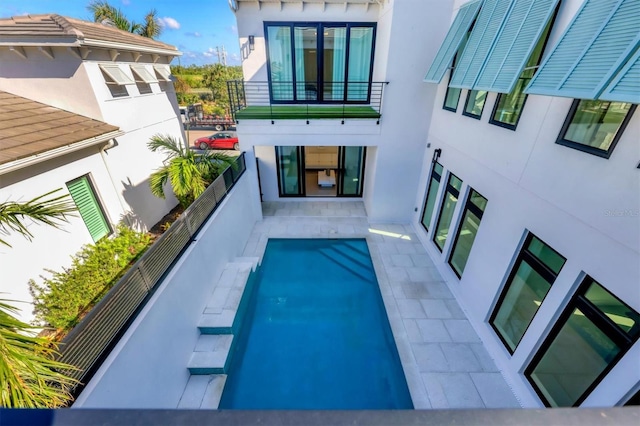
top-left (490, 15), bottom-right (555, 130)
top-left (526, 277), bottom-right (640, 407)
top-left (339, 146), bottom-right (365, 196)
top-left (432, 173), bottom-right (462, 252)
top-left (556, 100), bottom-right (636, 158)
top-left (490, 234), bottom-right (566, 353)
top-left (463, 90), bottom-right (487, 119)
top-left (448, 189), bottom-right (487, 277)
top-left (275, 146), bottom-right (303, 196)
top-left (265, 23), bottom-right (376, 103)
top-left (442, 31), bottom-right (470, 113)
top-left (420, 162), bottom-right (443, 231)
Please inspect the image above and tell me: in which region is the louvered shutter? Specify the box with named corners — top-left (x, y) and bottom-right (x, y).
top-left (526, 0), bottom-right (640, 99)
top-left (474, 0), bottom-right (560, 93)
top-left (66, 176), bottom-right (110, 242)
top-left (424, 0), bottom-right (483, 83)
top-left (600, 47), bottom-right (640, 103)
top-left (449, 0), bottom-right (515, 89)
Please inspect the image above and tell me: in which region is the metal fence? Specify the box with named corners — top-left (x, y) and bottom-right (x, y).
top-left (57, 153), bottom-right (247, 396)
top-left (227, 80), bottom-right (388, 120)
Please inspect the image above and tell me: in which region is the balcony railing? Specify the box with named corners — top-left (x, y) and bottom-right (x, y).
top-left (227, 80), bottom-right (388, 123)
top-left (57, 153), bottom-right (247, 397)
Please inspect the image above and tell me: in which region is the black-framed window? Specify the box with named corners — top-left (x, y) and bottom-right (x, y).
top-left (490, 233), bottom-right (566, 353)
top-left (448, 189), bottom-right (487, 277)
top-left (556, 100), bottom-right (636, 158)
top-left (275, 146), bottom-right (305, 196)
top-left (432, 172), bottom-right (462, 252)
top-left (625, 388), bottom-right (640, 406)
top-left (264, 22), bottom-right (376, 104)
top-left (526, 277), bottom-right (640, 407)
top-left (420, 162), bottom-right (443, 231)
top-left (489, 9), bottom-right (557, 130)
top-left (463, 89), bottom-right (487, 119)
top-left (443, 81), bottom-right (462, 113)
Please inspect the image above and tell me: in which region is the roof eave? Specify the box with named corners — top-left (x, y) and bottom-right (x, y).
top-left (81, 38), bottom-right (182, 57)
top-left (0, 130), bottom-right (125, 176)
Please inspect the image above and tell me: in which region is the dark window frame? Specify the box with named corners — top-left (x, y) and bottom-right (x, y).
top-left (489, 232), bottom-right (566, 354)
top-left (447, 188), bottom-right (487, 278)
top-left (264, 21), bottom-right (377, 105)
top-left (336, 146), bottom-right (366, 198)
top-left (275, 146), bottom-right (306, 197)
top-left (419, 161), bottom-right (443, 232)
top-left (432, 171), bottom-right (461, 252)
top-left (555, 99), bottom-right (636, 159)
top-left (442, 78), bottom-right (462, 113)
top-left (462, 89), bottom-right (487, 120)
top-left (525, 276), bottom-right (640, 407)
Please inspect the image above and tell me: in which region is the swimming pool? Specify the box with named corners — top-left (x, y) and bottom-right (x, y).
top-left (219, 238), bottom-right (413, 409)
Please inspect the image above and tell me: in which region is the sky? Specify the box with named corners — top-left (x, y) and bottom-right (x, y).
top-left (0, 0), bottom-right (241, 66)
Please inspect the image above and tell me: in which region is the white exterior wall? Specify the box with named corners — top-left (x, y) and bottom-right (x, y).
top-left (0, 46), bottom-right (183, 321)
top-left (412, 0), bottom-right (640, 408)
top-left (74, 177), bottom-right (260, 408)
top-left (233, 0), bottom-right (454, 222)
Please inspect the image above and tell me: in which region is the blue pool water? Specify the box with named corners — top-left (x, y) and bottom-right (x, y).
top-left (219, 238), bottom-right (413, 409)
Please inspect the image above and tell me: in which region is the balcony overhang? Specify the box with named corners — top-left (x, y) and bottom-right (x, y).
top-left (229, 0), bottom-right (384, 11)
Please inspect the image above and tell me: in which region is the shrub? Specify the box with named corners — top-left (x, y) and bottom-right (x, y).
top-left (29, 225), bottom-right (151, 333)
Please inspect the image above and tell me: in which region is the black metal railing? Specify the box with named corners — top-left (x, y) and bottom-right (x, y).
top-left (57, 153), bottom-right (247, 396)
top-left (227, 80), bottom-right (388, 121)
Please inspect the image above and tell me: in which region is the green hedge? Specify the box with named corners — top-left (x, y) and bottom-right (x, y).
top-left (29, 226), bottom-right (151, 333)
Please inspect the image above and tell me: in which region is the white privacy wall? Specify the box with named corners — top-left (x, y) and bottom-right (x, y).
top-left (74, 176), bottom-right (261, 408)
top-left (412, 0), bottom-right (640, 408)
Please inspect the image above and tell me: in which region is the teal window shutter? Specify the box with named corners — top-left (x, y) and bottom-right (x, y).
top-left (66, 176), bottom-right (111, 242)
top-left (600, 47), bottom-right (640, 103)
top-left (526, 0), bottom-right (640, 100)
top-left (449, 0), bottom-right (515, 89)
top-left (474, 0), bottom-right (560, 93)
top-left (424, 0), bottom-right (483, 83)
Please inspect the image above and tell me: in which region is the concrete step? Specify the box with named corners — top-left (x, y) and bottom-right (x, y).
top-left (177, 374), bottom-right (227, 409)
top-left (188, 334), bottom-right (234, 374)
top-left (198, 309), bottom-right (236, 334)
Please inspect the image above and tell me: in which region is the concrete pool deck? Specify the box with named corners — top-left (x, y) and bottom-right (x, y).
top-left (242, 201), bottom-right (521, 410)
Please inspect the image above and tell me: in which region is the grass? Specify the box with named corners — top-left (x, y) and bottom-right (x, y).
top-left (235, 105), bottom-right (381, 120)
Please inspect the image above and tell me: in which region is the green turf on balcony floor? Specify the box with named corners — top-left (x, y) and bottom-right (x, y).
top-left (234, 105), bottom-right (381, 120)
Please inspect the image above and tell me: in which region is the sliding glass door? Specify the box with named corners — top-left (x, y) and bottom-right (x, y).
top-left (265, 22), bottom-right (376, 103)
top-left (338, 146), bottom-right (365, 196)
top-left (275, 146), bottom-right (304, 196)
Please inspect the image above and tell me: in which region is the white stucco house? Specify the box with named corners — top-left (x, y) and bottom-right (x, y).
top-left (227, 0), bottom-right (639, 408)
top-left (0, 14), bottom-right (183, 322)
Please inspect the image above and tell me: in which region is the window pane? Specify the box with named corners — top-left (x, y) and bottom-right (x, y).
top-left (563, 101), bottom-right (632, 151)
top-left (277, 146), bottom-right (301, 195)
top-left (449, 190), bottom-right (486, 276)
top-left (294, 26), bottom-right (318, 101)
top-left (584, 282), bottom-right (640, 336)
top-left (492, 261), bottom-right (551, 351)
top-left (444, 86), bottom-right (462, 111)
top-left (267, 26), bottom-right (294, 101)
top-left (529, 307), bottom-right (621, 407)
top-left (492, 77), bottom-right (528, 126)
top-left (433, 174), bottom-right (461, 251)
top-left (527, 236), bottom-right (565, 275)
top-left (465, 90), bottom-right (487, 117)
top-left (324, 27), bottom-right (347, 101)
top-left (347, 27), bottom-right (374, 101)
top-left (340, 146), bottom-right (364, 196)
top-left (421, 163), bottom-right (443, 231)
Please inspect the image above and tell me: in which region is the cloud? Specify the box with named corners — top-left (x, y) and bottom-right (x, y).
top-left (202, 47), bottom-right (216, 58)
top-left (226, 25), bottom-right (238, 34)
top-left (121, 0), bottom-right (130, 5)
top-left (185, 31), bottom-right (201, 38)
top-left (158, 17), bottom-right (180, 30)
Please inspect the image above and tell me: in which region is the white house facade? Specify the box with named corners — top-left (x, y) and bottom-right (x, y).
top-left (0, 14), bottom-right (183, 322)
top-left (230, 0), bottom-right (640, 408)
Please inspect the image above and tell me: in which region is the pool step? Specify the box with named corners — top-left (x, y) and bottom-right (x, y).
top-left (188, 334), bottom-right (234, 374)
top-left (318, 243), bottom-right (374, 282)
top-left (178, 374), bottom-right (227, 408)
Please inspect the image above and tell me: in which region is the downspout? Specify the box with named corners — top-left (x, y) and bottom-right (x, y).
top-left (99, 139), bottom-right (132, 227)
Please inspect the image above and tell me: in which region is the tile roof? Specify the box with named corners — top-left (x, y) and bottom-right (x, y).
top-left (0, 14), bottom-right (178, 53)
top-left (0, 91), bottom-right (120, 166)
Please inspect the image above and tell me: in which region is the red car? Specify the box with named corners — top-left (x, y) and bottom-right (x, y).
top-left (195, 132), bottom-right (240, 150)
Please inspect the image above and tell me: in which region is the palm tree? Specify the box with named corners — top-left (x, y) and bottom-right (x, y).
top-left (147, 134), bottom-right (235, 208)
top-left (0, 299), bottom-right (77, 408)
top-left (0, 190), bottom-right (78, 407)
top-left (0, 189), bottom-right (76, 247)
top-left (87, 1), bottom-right (162, 39)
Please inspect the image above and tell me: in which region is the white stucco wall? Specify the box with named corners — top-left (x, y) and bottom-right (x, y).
top-left (74, 176), bottom-right (261, 408)
top-left (412, 0), bottom-right (640, 407)
top-left (233, 0), bottom-right (454, 222)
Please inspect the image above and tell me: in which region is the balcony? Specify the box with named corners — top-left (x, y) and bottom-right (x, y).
top-left (227, 80), bottom-right (388, 123)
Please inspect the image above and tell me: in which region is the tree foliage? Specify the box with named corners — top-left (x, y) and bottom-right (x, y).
top-left (87, 1), bottom-right (162, 39)
top-left (147, 134), bottom-right (235, 207)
